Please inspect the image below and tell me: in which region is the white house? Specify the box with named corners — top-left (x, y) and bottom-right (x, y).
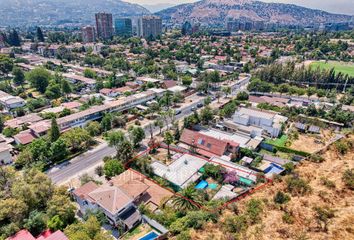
top-left (232, 107), bottom-right (287, 137)
top-left (0, 143), bottom-right (12, 165)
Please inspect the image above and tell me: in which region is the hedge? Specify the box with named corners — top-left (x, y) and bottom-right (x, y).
top-left (274, 145), bottom-right (311, 157)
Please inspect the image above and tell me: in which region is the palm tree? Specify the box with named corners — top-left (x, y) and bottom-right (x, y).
top-left (171, 186), bottom-right (202, 211)
top-left (164, 131), bottom-right (174, 159)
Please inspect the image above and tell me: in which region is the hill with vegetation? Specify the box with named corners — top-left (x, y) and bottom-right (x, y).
top-left (0, 0), bottom-right (150, 27)
top-left (157, 0), bottom-right (352, 26)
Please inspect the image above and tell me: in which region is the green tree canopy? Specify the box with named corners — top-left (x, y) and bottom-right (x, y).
top-left (26, 68), bottom-right (51, 93)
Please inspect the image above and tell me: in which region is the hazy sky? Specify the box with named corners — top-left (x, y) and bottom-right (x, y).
top-left (124, 0), bottom-right (354, 15)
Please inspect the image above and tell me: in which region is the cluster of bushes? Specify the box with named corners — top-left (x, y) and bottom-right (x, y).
top-left (222, 199), bottom-right (264, 238)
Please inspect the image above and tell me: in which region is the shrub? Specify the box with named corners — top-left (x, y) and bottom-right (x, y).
top-left (334, 139), bottom-right (353, 155)
top-left (283, 162), bottom-right (295, 174)
top-left (176, 231), bottom-right (191, 240)
top-left (309, 154), bottom-right (325, 163)
top-left (246, 199), bottom-right (263, 224)
top-left (320, 177), bottom-right (336, 189)
top-left (223, 215), bottom-right (248, 233)
top-left (282, 212), bottom-right (295, 224)
top-left (95, 166), bottom-right (104, 177)
top-left (342, 169), bottom-right (354, 190)
top-left (286, 176), bottom-right (312, 196)
top-left (274, 191), bottom-right (291, 204)
top-left (313, 207), bottom-right (335, 231)
top-left (103, 159), bottom-right (124, 178)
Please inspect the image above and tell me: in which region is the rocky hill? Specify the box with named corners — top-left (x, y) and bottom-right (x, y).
top-left (156, 0), bottom-right (352, 26)
top-left (0, 0), bottom-right (150, 27)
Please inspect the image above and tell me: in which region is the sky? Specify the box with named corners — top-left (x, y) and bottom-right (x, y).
top-left (124, 0), bottom-right (354, 15)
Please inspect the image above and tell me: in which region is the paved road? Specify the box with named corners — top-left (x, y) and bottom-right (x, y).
top-left (47, 76), bottom-right (250, 185)
top-left (47, 95), bottom-right (206, 185)
top-left (47, 142), bottom-right (116, 184)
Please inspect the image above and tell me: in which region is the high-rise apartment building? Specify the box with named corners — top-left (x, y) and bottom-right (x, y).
top-left (115, 18), bottom-right (132, 37)
top-left (81, 26), bottom-right (95, 43)
top-left (95, 12), bottom-right (113, 40)
top-left (137, 16), bottom-right (162, 38)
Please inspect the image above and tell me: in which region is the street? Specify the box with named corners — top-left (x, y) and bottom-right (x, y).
top-left (46, 77), bottom-right (250, 185)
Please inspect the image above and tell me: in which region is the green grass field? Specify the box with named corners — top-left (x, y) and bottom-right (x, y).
top-left (265, 135), bottom-right (288, 147)
top-left (310, 61), bottom-right (354, 77)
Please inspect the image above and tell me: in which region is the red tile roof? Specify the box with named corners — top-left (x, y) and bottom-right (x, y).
top-left (180, 129), bottom-right (228, 157)
top-left (14, 131), bottom-right (36, 145)
top-left (163, 80), bottom-right (177, 89)
top-left (7, 230), bottom-right (36, 240)
top-left (7, 230), bottom-right (68, 240)
top-left (37, 230), bottom-right (68, 240)
top-left (73, 181), bottom-right (99, 201)
top-left (61, 101), bottom-right (82, 109)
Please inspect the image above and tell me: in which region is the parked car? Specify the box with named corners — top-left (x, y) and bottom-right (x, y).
top-left (197, 103), bottom-right (203, 108)
top-left (191, 107), bottom-right (196, 111)
top-left (175, 110), bottom-right (182, 115)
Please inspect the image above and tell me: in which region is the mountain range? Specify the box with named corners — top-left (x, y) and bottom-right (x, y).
top-left (0, 0), bottom-right (352, 28)
top-left (156, 0), bottom-right (352, 26)
top-left (0, 0), bottom-right (150, 27)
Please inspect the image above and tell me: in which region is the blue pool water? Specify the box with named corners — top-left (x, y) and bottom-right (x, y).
top-left (139, 231), bottom-right (159, 240)
top-left (208, 183), bottom-right (218, 190)
top-left (195, 180), bottom-right (208, 189)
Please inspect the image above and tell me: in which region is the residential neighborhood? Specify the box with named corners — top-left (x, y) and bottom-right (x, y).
top-left (0, 2), bottom-right (353, 240)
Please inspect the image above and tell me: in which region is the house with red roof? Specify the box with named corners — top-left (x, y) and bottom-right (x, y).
top-left (7, 229), bottom-right (68, 240)
top-left (179, 128), bottom-right (239, 158)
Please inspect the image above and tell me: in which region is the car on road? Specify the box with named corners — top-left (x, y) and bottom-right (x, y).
top-left (197, 103), bottom-right (203, 108)
top-left (191, 107), bottom-right (196, 111)
top-left (175, 110), bottom-right (182, 115)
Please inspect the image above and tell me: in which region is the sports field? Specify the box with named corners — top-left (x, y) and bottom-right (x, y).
top-left (310, 61), bottom-right (354, 77)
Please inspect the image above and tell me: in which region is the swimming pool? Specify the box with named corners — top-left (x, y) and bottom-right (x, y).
top-left (139, 231), bottom-right (159, 240)
top-left (208, 183), bottom-right (218, 190)
top-left (195, 180), bottom-right (208, 189)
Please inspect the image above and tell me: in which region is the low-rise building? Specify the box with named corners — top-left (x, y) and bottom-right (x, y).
top-left (151, 154), bottom-right (207, 189)
top-left (7, 229), bottom-right (68, 240)
top-left (231, 107), bottom-right (287, 137)
top-left (73, 169), bottom-right (172, 229)
top-left (0, 90), bottom-right (26, 110)
top-left (0, 142), bottom-right (12, 165)
top-left (179, 128), bottom-right (240, 159)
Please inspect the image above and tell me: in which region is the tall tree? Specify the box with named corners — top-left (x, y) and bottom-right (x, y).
top-left (36, 27), bottom-right (45, 42)
top-left (49, 118), bottom-right (60, 142)
top-left (128, 126), bottom-right (145, 148)
top-left (12, 67), bottom-right (25, 87)
top-left (26, 68), bottom-right (51, 93)
top-left (103, 159), bottom-right (124, 178)
top-left (107, 131), bottom-right (133, 162)
top-left (8, 29), bottom-right (21, 46)
top-left (61, 79), bottom-right (72, 98)
top-left (0, 54), bottom-right (14, 77)
top-left (164, 131), bottom-right (174, 159)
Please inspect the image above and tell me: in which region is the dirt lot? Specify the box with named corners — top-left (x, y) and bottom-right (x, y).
top-left (190, 135), bottom-right (354, 240)
top-left (290, 129), bottom-right (334, 154)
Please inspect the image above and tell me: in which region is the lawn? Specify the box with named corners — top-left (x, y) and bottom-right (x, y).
top-left (265, 135), bottom-right (288, 147)
top-left (310, 61), bottom-right (354, 77)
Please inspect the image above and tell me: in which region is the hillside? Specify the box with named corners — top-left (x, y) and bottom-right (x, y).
top-left (0, 0), bottom-right (150, 27)
top-left (189, 135), bottom-right (354, 240)
top-left (156, 0), bottom-right (352, 26)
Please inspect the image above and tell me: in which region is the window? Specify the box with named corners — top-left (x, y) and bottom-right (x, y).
top-left (198, 138), bottom-right (205, 145)
top-left (207, 143), bottom-right (211, 149)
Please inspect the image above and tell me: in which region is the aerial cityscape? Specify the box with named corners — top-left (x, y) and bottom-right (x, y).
top-left (0, 0), bottom-right (353, 240)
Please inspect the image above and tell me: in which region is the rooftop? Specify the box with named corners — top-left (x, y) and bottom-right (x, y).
top-left (237, 107), bottom-right (276, 120)
top-left (151, 154), bottom-right (207, 188)
top-left (198, 128), bottom-right (250, 148)
top-left (180, 128), bottom-right (229, 157)
top-left (88, 185), bottom-right (133, 216)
